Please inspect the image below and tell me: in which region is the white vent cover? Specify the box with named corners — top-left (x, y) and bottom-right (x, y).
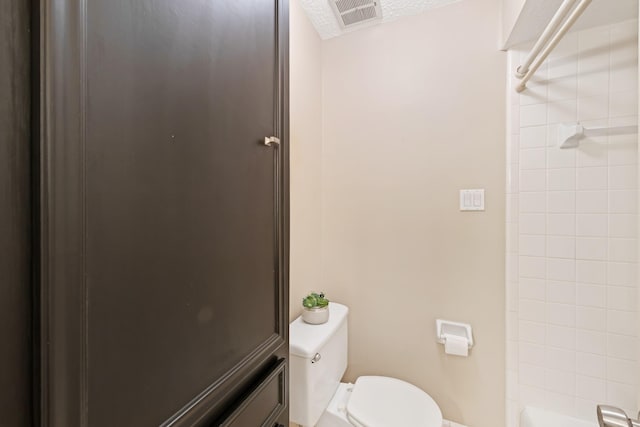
top-left (329, 0), bottom-right (382, 29)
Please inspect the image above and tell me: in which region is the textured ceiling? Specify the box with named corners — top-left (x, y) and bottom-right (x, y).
top-left (298, 0), bottom-right (462, 40)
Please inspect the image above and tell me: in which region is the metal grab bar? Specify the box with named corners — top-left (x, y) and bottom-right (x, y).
top-left (558, 123), bottom-right (639, 148)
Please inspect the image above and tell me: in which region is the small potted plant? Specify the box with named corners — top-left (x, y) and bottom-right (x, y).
top-left (302, 292), bottom-right (330, 324)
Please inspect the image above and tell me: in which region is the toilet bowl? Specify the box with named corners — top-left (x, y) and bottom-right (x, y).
top-left (316, 377), bottom-right (442, 427)
top-left (289, 303), bottom-right (443, 427)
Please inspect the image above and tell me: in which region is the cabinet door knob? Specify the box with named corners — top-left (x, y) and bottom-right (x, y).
top-left (264, 136), bottom-right (280, 147)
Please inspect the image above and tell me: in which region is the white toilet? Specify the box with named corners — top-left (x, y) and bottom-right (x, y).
top-left (290, 302), bottom-right (443, 427)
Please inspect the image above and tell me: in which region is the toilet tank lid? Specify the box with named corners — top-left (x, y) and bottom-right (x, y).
top-left (346, 376), bottom-right (442, 427)
top-left (289, 302), bottom-right (348, 358)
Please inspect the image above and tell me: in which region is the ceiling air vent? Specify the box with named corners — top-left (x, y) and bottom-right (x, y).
top-left (329, 0), bottom-right (382, 29)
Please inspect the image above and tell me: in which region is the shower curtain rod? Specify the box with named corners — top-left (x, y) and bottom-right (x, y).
top-left (516, 0), bottom-right (580, 78)
top-left (515, 0), bottom-right (593, 93)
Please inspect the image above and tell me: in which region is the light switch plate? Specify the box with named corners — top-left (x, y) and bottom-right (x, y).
top-left (460, 189), bottom-right (485, 211)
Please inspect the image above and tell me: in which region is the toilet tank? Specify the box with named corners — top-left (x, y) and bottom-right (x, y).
top-left (290, 303), bottom-right (349, 427)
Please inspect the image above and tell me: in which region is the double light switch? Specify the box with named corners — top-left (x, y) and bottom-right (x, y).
top-left (460, 189), bottom-right (485, 211)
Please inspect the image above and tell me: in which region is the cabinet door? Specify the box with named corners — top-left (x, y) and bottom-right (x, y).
top-left (0, 0), bottom-right (32, 424)
top-left (38, 1), bottom-right (289, 425)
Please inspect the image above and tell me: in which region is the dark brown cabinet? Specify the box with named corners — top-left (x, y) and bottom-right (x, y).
top-left (1, 0), bottom-right (289, 425)
top-left (0, 0), bottom-right (33, 425)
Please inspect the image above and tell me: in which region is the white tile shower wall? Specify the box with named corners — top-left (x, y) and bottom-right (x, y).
top-left (506, 21), bottom-right (639, 427)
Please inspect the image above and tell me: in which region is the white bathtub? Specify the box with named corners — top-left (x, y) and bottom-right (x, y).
top-left (520, 407), bottom-right (598, 427)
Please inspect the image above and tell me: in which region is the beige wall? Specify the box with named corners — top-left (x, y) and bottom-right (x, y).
top-left (289, 0), bottom-right (323, 322)
top-left (501, 0), bottom-right (527, 46)
top-left (290, 0), bottom-right (507, 426)
top-left (319, 1), bottom-right (506, 426)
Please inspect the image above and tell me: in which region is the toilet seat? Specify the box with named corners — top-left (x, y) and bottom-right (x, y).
top-left (345, 376), bottom-right (443, 427)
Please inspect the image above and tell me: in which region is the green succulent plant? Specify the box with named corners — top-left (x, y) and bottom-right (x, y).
top-left (302, 292), bottom-right (329, 309)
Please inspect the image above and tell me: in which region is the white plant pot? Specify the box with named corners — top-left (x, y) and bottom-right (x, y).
top-left (302, 306), bottom-right (329, 325)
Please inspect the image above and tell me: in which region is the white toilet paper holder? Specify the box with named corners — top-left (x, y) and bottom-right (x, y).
top-left (436, 319), bottom-right (474, 349)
